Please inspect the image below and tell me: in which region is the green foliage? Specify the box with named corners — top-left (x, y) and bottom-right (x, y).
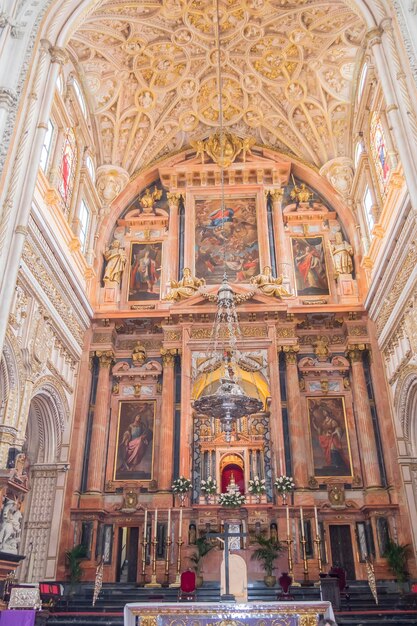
top-left (190, 536), bottom-right (215, 573)
top-left (384, 539), bottom-right (410, 583)
top-left (251, 533), bottom-right (285, 577)
top-left (65, 544), bottom-right (87, 583)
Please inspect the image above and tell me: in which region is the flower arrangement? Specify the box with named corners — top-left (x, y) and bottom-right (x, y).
top-left (172, 476), bottom-right (192, 494)
top-left (248, 475), bottom-right (266, 495)
top-left (274, 475), bottom-right (295, 494)
top-left (218, 491), bottom-right (246, 508)
top-left (200, 476), bottom-right (217, 495)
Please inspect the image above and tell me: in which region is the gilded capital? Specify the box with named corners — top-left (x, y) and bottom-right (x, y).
top-left (267, 188), bottom-right (284, 202)
top-left (346, 344), bottom-right (367, 363)
top-left (167, 192), bottom-right (183, 210)
top-left (96, 350), bottom-right (114, 368)
top-left (282, 344), bottom-right (300, 364)
top-left (161, 348), bottom-right (176, 367)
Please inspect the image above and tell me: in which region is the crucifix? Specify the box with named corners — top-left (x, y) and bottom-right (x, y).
top-left (206, 522), bottom-right (248, 601)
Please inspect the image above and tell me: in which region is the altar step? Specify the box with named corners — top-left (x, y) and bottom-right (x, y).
top-left (44, 581), bottom-right (417, 626)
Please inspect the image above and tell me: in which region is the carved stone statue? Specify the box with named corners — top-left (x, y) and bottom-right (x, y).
top-left (165, 268), bottom-right (205, 301)
top-left (103, 240), bottom-right (127, 285)
top-left (140, 186), bottom-right (162, 214)
top-left (0, 498), bottom-right (23, 554)
top-left (192, 132), bottom-right (254, 168)
top-left (250, 266), bottom-right (292, 298)
top-left (330, 231), bottom-right (354, 276)
top-left (132, 341), bottom-right (147, 366)
top-left (313, 335), bottom-right (330, 360)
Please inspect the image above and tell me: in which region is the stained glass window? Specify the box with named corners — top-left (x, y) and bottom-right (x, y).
top-left (370, 112), bottom-right (391, 196)
top-left (59, 128), bottom-right (77, 211)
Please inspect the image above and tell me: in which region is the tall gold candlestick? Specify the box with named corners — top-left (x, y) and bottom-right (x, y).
top-left (164, 535), bottom-right (172, 583)
top-left (315, 535), bottom-right (323, 574)
top-left (301, 537), bottom-right (309, 584)
top-left (141, 538), bottom-right (148, 584)
top-left (285, 536), bottom-right (294, 577)
top-left (145, 537), bottom-right (161, 587)
top-left (169, 538), bottom-right (183, 587)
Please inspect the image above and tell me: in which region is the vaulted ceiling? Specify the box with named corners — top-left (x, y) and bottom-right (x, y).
top-left (67, 0), bottom-right (367, 175)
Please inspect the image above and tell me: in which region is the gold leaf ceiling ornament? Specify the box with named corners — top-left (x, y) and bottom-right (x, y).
top-left (67, 0), bottom-right (366, 175)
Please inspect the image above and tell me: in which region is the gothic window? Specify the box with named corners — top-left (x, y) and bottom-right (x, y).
top-left (370, 112), bottom-right (391, 197)
top-left (363, 185), bottom-right (374, 232)
top-left (78, 199), bottom-right (90, 252)
top-left (73, 79), bottom-right (87, 117)
top-left (58, 128), bottom-right (77, 211)
top-left (86, 155), bottom-right (95, 181)
top-left (39, 119), bottom-right (55, 173)
top-left (354, 141), bottom-right (363, 168)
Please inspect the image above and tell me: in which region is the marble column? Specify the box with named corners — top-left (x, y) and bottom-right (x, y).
top-left (158, 348), bottom-right (176, 490)
top-left (267, 325), bottom-right (285, 475)
top-left (86, 350), bottom-right (113, 493)
top-left (269, 189), bottom-right (292, 288)
top-left (283, 345), bottom-right (309, 487)
top-left (347, 346), bottom-right (381, 489)
top-left (161, 193), bottom-right (181, 296)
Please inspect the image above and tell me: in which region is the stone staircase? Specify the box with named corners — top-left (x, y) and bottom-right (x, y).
top-left (44, 581), bottom-right (417, 626)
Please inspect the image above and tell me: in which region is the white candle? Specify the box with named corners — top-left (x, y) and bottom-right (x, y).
top-left (144, 508), bottom-right (148, 540)
top-left (286, 505), bottom-right (290, 537)
top-left (167, 508), bottom-right (171, 538)
top-left (179, 508), bottom-right (183, 541)
top-left (314, 506), bottom-right (319, 536)
top-left (300, 507), bottom-right (305, 539)
top-left (154, 508), bottom-right (158, 538)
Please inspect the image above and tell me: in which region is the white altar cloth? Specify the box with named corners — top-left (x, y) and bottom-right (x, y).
top-left (124, 600), bottom-right (335, 626)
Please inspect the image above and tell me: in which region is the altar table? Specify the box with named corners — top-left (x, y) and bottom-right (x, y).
top-left (124, 601), bottom-right (335, 626)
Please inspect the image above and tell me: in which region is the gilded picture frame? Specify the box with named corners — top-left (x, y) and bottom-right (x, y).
top-left (128, 242), bottom-right (162, 301)
top-left (307, 396), bottom-right (352, 478)
top-left (114, 400), bottom-right (156, 481)
top-left (291, 236), bottom-right (330, 296)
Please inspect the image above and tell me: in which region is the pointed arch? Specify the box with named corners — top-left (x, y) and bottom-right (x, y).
top-left (28, 377), bottom-right (69, 464)
top-left (394, 365), bottom-right (417, 456)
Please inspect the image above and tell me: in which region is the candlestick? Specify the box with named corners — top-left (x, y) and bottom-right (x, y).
top-left (286, 505), bottom-right (290, 537)
top-left (141, 537), bottom-right (148, 584)
top-left (300, 536), bottom-right (309, 584)
top-left (315, 536), bottom-right (323, 575)
top-left (169, 535), bottom-right (183, 588)
top-left (143, 508), bottom-right (148, 541)
top-left (314, 506), bottom-right (319, 536)
top-left (179, 508), bottom-right (183, 540)
top-left (300, 507), bottom-right (305, 539)
top-left (145, 534), bottom-right (161, 588)
top-left (154, 508), bottom-right (158, 537)
top-left (165, 510), bottom-right (172, 584)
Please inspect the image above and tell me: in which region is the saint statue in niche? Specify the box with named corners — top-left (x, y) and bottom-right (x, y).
top-left (103, 239), bottom-right (127, 285)
top-left (329, 232), bottom-right (354, 276)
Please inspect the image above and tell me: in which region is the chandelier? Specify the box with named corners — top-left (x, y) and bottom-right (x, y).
top-left (193, 0), bottom-right (263, 441)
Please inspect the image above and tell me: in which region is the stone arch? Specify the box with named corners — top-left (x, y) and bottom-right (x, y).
top-left (27, 376), bottom-right (69, 464)
top-left (394, 365), bottom-right (417, 456)
top-left (0, 336), bottom-right (22, 464)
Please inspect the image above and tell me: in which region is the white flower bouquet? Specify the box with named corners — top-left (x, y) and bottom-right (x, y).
top-left (172, 476), bottom-right (192, 494)
top-left (248, 475), bottom-right (266, 495)
top-left (200, 476), bottom-right (217, 495)
top-left (274, 475), bottom-right (295, 494)
top-left (218, 491), bottom-right (246, 508)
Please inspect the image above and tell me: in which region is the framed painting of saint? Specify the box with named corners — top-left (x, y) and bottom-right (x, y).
top-left (307, 396), bottom-right (352, 478)
top-left (291, 236), bottom-right (330, 296)
top-left (195, 196), bottom-right (260, 284)
top-left (114, 401), bottom-right (155, 481)
top-left (128, 242), bottom-right (162, 301)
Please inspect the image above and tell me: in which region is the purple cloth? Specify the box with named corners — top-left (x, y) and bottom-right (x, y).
top-left (0, 610), bottom-right (36, 626)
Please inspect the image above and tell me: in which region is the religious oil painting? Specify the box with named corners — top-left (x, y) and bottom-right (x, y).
top-left (307, 397), bottom-right (352, 478)
top-left (195, 196), bottom-right (260, 284)
top-left (128, 242), bottom-right (162, 301)
top-left (291, 236), bottom-right (330, 296)
top-left (114, 401), bottom-right (155, 481)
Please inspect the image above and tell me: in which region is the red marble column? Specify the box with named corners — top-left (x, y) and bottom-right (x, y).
top-left (158, 348), bottom-right (176, 490)
top-left (347, 346), bottom-right (381, 488)
top-left (86, 350), bottom-right (113, 493)
top-left (284, 346), bottom-right (309, 487)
